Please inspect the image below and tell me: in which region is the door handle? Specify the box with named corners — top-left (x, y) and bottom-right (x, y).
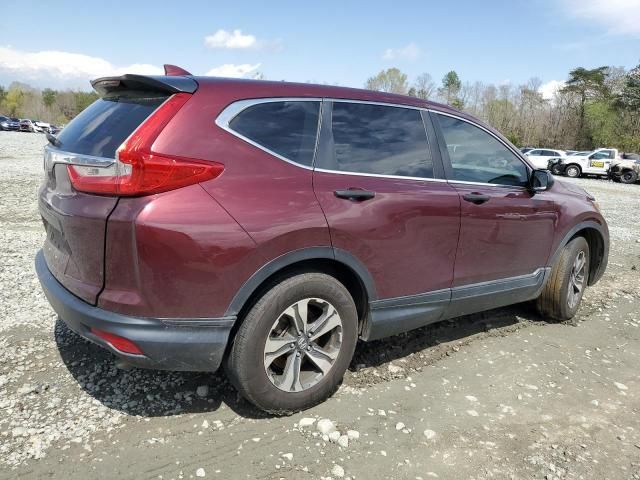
top-left (462, 192), bottom-right (490, 205)
top-left (334, 189), bottom-right (376, 201)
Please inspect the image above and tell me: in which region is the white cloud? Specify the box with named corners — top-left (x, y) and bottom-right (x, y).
top-left (204, 29), bottom-right (257, 49)
top-left (204, 29), bottom-right (281, 51)
top-left (205, 63), bottom-right (261, 78)
top-left (0, 46), bottom-right (163, 88)
top-left (382, 43), bottom-right (421, 61)
top-left (539, 80), bottom-right (565, 100)
top-left (562, 0), bottom-right (640, 36)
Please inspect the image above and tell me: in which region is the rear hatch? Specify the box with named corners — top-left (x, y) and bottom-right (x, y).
top-left (39, 74), bottom-right (199, 304)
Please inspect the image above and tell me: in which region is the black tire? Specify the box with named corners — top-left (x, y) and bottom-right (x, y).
top-left (565, 164), bottom-right (581, 178)
top-left (536, 236), bottom-right (590, 321)
top-left (225, 273), bottom-right (358, 414)
top-left (551, 164), bottom-right (563, 176)
top-left (620, 170), bottom-right (638, 184)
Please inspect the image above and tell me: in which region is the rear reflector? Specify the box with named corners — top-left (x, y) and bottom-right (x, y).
top-left (68, 93), bottom-right (224, 196)
top-left (90, 328), bottom-right (144, 355)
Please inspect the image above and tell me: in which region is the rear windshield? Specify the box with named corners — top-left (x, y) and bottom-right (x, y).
top-left (55, 92), bottom-right (168, 158)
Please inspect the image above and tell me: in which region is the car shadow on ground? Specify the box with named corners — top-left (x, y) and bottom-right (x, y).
top-left (54, 302), bottom-right (548, 420)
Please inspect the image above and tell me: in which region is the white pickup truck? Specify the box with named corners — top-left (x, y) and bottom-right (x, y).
top-left (560, 148), bottom-right (619, 178)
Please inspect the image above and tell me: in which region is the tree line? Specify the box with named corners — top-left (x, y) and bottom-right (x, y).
top-left (366, 64), bottom-right (640, 152)
top-left (0, 82), bottom-right (98, 125)
top-left (2, 63), bottom-right (639, 152)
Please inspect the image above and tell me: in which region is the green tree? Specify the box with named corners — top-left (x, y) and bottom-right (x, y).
top-left (4, 87), bottom-right (25, 116)
top-left (365, 68), bottom-right (408, 94)
top-left (42, 88), bottom-right (57, 108)
top-left (561, 66), bottom-right (609, 149)
top-left (439, 71), bottom-right (462, 105)
top-left (73, 91), bottom-right (99, 113)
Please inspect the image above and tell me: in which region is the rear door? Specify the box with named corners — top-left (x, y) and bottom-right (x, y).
top-left (313, 100), bottom-right (460, 301)
top-left (39, 91), bottom-right (170, 304)
top-left (431, 112), bottom-right (557, 287)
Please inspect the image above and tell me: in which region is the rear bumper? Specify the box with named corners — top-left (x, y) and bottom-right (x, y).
top-left (35, 250), bottom-right (235, 371)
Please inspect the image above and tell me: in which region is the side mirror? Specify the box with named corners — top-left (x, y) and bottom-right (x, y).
top-left (529, 169), bottom-right (554, 193)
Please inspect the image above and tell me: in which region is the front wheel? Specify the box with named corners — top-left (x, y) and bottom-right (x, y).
top-left (565, 165), bottom-right (581, 178)
top-left (536, 236), bottom-right (590, 321)
top-left (620, 170), bottom-right (638, 184)
top-left (225, 273), bottom-right (358, 413)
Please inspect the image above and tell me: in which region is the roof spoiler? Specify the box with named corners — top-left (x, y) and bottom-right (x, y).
top-left (91, 74), bottom-right (198, 96)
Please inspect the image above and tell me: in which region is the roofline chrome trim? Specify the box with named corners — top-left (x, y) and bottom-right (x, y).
top-left (214, 97), bottom-right (535, 185)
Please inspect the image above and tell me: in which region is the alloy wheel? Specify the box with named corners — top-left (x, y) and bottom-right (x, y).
top-left (567, 250), bottom-right (586, 309)
top-left (263, 298), bottom-right (343, 392)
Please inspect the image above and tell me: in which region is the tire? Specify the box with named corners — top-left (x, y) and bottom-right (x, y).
top-left (225, 272), bottom-right (358, 413)
top-left (620, 170), bottom-right (638, 184)
top-left (565, 164), bottom-right (581, 178)
top-left (551, 164), bottom-right (563, 176)
top-left (536, 236), bottom-right (589, 321)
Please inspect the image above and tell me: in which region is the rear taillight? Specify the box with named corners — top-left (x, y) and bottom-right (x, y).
top-left (68, 93), bottom-right (224, 196)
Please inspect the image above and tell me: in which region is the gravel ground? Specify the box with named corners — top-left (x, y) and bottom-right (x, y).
top-left (1, 131), bottom-right (639, 479)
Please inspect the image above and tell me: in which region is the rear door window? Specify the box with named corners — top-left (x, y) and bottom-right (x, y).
top-left (229, 101), bottom-right (320, 167)
top-left (322, 102), bottom-right (433, 178)
top-left (55, 92), bottom-right (169, 158)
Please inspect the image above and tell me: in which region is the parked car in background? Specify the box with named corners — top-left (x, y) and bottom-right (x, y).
top-left (35, 68), bottom-right (609, 413)
top-left (19, 119), bottom-right (35, 132)
top-left (610, 153), bottom-right (640, 184)
top-left (1, 117), bottom-right (20, 131)
top-left (524, 148), bottom-right (566, 169)
top-left (560, 148), bottom-right (619, 178)
top-left (34, 121), bottom-right (51, 133)
top-left (520, 146), bottom-right (536, 154)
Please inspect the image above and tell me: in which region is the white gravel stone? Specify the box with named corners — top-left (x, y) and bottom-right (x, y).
top-left (196, 467), bottom-right (206, 477)
top-left (317, 418), bottom-right (336, 434)
top-left (337, 435), bottom-right (349, 448)
top-left (346, 430), bottom-right (360, 440)
top-left (298, 417), bottom-right (316, 428)
top-left (395, 422), bottom-right (405, 430)
top-left (331, 464), bottom-right (345, 477)
top-left (328, 431), bottom-right (341, 443)
top-left (423, 429), bottom-right (437, 440)
top-left (282, 453), bottom-right (293, 461)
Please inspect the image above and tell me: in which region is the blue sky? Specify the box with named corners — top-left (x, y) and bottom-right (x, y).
top-left (1, 0), bottom-right (639, 95)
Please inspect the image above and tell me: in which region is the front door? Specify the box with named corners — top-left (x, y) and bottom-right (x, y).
top-left (432, 112), bottom-right (557, 288)
top-left (313, 101), bottom-right (461, 336)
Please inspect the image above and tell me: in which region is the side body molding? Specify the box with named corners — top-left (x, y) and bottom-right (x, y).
top-left (362, 268), bottom-right (549, 341)
top-left (224, 247), bottom-right (378, 317)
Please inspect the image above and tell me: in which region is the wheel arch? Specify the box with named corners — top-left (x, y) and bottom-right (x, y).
top-left (224, 247), bottom-right (377, 340)
top-left (549, 221), bottom-right (608, 286)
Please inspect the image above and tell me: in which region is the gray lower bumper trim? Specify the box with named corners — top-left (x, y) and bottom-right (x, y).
top-left (35, 250), bottom-right (235, 372)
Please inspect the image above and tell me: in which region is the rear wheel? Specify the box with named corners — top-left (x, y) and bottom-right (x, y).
top-left (225, 273), bottom-right (358, 413)
top-left (620, 170), bottom-right (638, 184)
top-left (565, 164), bottom-right (581, 178)
top-left (536, 236), bottom-right (589, 321)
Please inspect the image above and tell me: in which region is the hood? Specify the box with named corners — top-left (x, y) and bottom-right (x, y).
top-left (555, 178), bottom-right (595, 200)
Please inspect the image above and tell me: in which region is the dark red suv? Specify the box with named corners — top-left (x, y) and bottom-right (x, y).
top-left (36, 67), bottom-right (609, 412)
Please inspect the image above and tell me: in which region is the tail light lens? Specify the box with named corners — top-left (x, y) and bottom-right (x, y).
top-left (68, 93), bottom-right (224, 196)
